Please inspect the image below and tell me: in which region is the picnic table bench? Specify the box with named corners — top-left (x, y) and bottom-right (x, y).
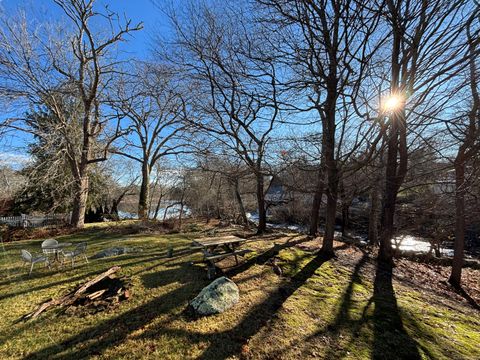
top-left (192, 235), bottom-right (251, 279)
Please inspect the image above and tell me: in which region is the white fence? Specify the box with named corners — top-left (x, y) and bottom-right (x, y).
top-left (0, 213), bottom-right (71, 228)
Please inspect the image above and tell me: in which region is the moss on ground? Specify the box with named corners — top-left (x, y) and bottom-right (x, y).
top-left (0, 223), bottom-right (478, 359)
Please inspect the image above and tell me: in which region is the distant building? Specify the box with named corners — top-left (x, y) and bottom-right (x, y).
top-left (265, 176), bottom-right (291, 206)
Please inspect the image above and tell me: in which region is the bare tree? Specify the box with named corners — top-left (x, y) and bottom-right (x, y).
top-left (166, 2), bottom-right (282, 234)
top-left (449, 15), bottom-right (480, 287)
top-left (258, 0), bottom-right (384, 255)
top-left (0, 0), bottom-right (142, 227)
top-left (112, 63), bottom-right (191, 220)
top-left (377, 0), bottom-right (472, 264)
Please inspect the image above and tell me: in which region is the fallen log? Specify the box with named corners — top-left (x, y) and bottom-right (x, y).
top-left (73, 266), bottom-right (121, 296)
top-left (22, 266), bottom-right (128, 320)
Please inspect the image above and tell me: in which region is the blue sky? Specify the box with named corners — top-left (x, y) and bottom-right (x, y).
top-left (1, 0), bottom-right (170, 57)
top-left (0, 0), bottom-right (174, 164)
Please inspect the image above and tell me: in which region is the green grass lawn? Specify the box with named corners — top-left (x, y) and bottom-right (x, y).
top-left (0, 223), bottom-right (478, 359)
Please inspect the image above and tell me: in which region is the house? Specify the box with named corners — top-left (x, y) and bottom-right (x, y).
top-left (265, 176), bottom-right (290, 206)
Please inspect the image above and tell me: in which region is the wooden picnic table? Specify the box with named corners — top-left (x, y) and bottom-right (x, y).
top-left (192, 235), bottom-right (250, 279)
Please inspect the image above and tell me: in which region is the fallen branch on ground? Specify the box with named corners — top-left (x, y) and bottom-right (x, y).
top-left (21, 266), bottom-right (131, 320)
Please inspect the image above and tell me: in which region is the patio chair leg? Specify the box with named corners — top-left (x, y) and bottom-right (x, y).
top-left (84, 254), bottom-right (89, 263)
top-left (29, 263), bottom-right (34, 276)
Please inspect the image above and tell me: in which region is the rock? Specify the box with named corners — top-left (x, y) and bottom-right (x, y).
top-left (189, 277), bottom-right (239, 316)
top-left (91, 247), bottom-right (143, 259)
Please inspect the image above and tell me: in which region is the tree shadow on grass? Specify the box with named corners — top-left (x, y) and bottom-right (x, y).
top-left (372, 261), bottom-right (421, 360)
top-left (264, 251), bottom-right (426, 360)
top-left (195, 251), bottom-right (334, 359)
top-left (22, 242), bottom-right (343, 360)
top-left (264, 250), bottom-right (371, 359)
top-left (22, 265), bottom-right (208, 360)
top-left (450, 284), bottom-right (480, 311)
top-left (225, 235), bottom-right (311, 278)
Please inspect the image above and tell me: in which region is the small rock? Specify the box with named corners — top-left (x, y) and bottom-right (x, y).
top-left (188, 277), bottom-right (239, 316)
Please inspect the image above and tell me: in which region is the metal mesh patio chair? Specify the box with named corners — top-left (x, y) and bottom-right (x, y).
top-left (41, 239), bottom-right (58, 254)
top-left (62, 242), bottom-right (88, 268)
top-left (21, 250), bottom-right (50, 276)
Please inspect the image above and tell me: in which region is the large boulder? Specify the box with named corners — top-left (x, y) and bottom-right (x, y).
top-left (189, 277), bottom-right (239, 316)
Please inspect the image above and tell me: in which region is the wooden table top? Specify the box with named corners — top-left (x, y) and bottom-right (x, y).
top-left (193, 235), bottom-right (246, 247)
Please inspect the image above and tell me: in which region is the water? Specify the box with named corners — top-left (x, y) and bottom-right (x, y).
top-left (118, 204), bottom-right (191, 220)
top-left (392, 235), bottom-right (454, 257)
top-left (246, 212), bottom-right (306, 232)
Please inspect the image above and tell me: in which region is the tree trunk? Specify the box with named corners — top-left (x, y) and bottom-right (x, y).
top-left (341, 202), bottom-right (350, 236)
top-left (378, 17), bottom-right (408, 264)
top-left (138, 162), bottom-right (150, 220)
top-left (339, 181), bottom-right (350, 236)
top-left (256, 173), bottom-right (267, 234)
top-left (309, 169), bottom-right (324, 236)
top-left (178, 198), bottom-right (185, 231)
top-left (215, 181), bottom-right (222, 219)
top-left (321, 101), bottom-right (338, 257)
top-left (449, 154), bottom-right (466, 287)
top-left (379, 135), bottom-right (397, 263)
top-left (153, 192), bottom-right (164, 220)
top-left (369, 185), bottom-right (380, 246)
top-left (449, 26), bottom-right (479, 287)
top-left (322, 170), bottom-right (338, 256)
top-left (233, 178), bottom-right (248, 225)
top-left (71, 175), bottom-right (89, 228)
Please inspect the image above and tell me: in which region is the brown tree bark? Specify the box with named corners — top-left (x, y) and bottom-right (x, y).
top-left (449, 156), bottom-right (466, 287)
top-left (71, 175), bottom-right (89, 228)
top-left (368, 185), bottom-right (380, 246)
top-left (449, 21), bottom-right (479, 286)
top-left (138, 162), bottom-right (150, 220)
top-left (379, 109), bottom-right (407, 264)
top-left (378, 4), bottom-right (408, 264)
top-left (321, 99), bottom-right (339, 257)
top-left (309, 168), bottom-right (324, 236)
top-left (256, 172), bottom-right (267, 234)
top-left (232, 177), bottom-right (248, 225)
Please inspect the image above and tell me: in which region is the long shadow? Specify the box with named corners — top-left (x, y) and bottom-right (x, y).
top-left (271, 254), bottom-right (423, 360)
top-left (23, 265), bottom-right (208, 359)
top-left (451, 284), bottom-right (480, 311)
top-left (1, 246), bottom-right (197, 303)
top-left (0, 269), bottom-right (110, 303)
top-left (196, 251), bottom-right (333, 359)
top-left (21, 243), bottom-right (340, 359)
top-left (315, 251), bottom-right (372, 358)
top-left (267, 250), bottom-right (371, 359)
top-left (372, 261), bottom-right (421, 360)
top-left (225, 235), bottom-right (311, 277)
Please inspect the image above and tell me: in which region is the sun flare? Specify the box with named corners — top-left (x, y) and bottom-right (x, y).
top-left (382, 94), bottom-right (404, 112)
